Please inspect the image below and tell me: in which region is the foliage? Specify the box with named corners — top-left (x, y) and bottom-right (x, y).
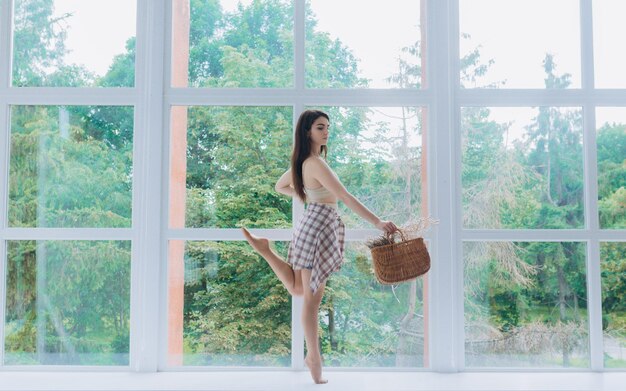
top-left (5, 241), bottom-right (130, 365)
top-left (600, 243), bottom-right (626, 320)
top-left (597, 124), bottom-right (626, 229)
top-left (463, 54), bottom-right (625, 366)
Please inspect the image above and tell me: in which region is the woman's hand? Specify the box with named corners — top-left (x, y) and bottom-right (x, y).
top-left (375, 220), bottom-right (399, 234)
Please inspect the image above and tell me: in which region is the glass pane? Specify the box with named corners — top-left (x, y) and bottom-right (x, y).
top-left (306, 0), bottom-right (424, 89)
top-left (12, 0), bottom-right (136, 87)
top-left (459, 0), bottom-right (580, 89)
top-left (593, 0), bottom-right (626, 88)
top-left (172, 0), bottom-right (293, 88)
top-left (320, 241), bottom-right (426, 367)
top-left (600, 242), bottom-right (626, 368)
top-left (461, 107), bottom-right (584, 229)
top-left (9, 106), bottom-right (134, 228)
top-left (596, 108), bottom-right (626, 229)
top-left (464, 241), bottom-right (589, 368)
top-left (169, 106), bottom-right (292, 229)
top-left (4, 241), bottom-right (131, 366)
top-left (309, 106), bottom-right (425, 229)
top-left (167, 240), bottom-right (291, 366)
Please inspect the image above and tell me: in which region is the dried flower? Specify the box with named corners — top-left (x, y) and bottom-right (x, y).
top-left (365, 234), bottom-right (395, 249)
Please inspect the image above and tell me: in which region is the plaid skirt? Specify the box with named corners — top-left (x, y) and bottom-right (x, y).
top-left (287, 202), bottom-right (345, 294)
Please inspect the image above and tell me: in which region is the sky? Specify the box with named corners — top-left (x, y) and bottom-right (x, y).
top-left (45, 0), bottom-right (626, 130)
top-left (307, 0), bottom-right (421, 88)
top-left (460, 0), bottom-right (581, 89)
top-left (591, 0), bottom-right (626, 88)
top-left (51, 0), bottom-right (136, 77)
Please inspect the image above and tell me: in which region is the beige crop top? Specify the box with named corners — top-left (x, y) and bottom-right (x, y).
top-left (305, 185), bottom-right (336, 204)
top-left (302, 158), bottom-right (338, 205)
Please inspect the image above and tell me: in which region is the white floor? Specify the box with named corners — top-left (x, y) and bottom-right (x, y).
top-left (0, 371), bottom-right (625, 391)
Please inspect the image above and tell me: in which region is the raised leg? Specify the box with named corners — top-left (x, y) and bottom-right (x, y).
top-left (301, 268), bottom-right (327, 384)
top-left (241, 227), bottom-right (303, 296)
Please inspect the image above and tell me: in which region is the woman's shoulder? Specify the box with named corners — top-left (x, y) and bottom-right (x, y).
top-left (303, 155), bottom-right (326, 165)
top-left (303, 156), bottom-right (331, 171)
top-left (304, 157), bottom-right (337, 181)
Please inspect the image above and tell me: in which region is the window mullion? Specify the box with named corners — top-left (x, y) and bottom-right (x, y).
top-left (580, 0), bottom-right (595, 91)
top-left (587, 239), bottom-right (604, 371)
top-left (449, 0), bottom-right (464, 372)
top-left (1, 88), bottom-right (137, 105)
top-left (583, 102), bottom-right (603, 372)
top-left (291, 0), bottom-right (306, 371)
top-left (580, 0), bottom-right (603, 371)
top-left (165, 88), bottom-right (432, 106)
top-left (130, 0), bottom-right (166, 373)
top-left (159, 101), bottom-right (172, 371)
top-left (0, 0), bottom-right (12, 368)
top-left (430, 0), bottom-right (460, 372)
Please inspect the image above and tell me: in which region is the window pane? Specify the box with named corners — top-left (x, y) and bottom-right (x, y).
top-left (172, 0), bottom-right (293, 88)
top-left (12, 0), bottom-right (136, 87)
top-left (4, 241), bottom-right (131, 366)
top-left (306, 0), bottom-right (423, 88)
top-left (169, 106), bottom-right (292, 229)
top-left (593, 0), bottom-right (626, 88)
top-left (167, 240), bottom-right (291, 366)
top-left (320, 242), bottom-right (426, 367)
top-left (459, 0), bottom-right (580, 89)
top-left (461, 107), bottom-right (584, 229)
top-left (600, 242), bottom-right (626, 368)
top-left (310, 107), bottom-right (425, 229)
top-left (596, 108), bottom-right (626, 229)
top-left (9, 106), bottom-right (134, 228)
top-left (464, 241), bottom-right (589, 368)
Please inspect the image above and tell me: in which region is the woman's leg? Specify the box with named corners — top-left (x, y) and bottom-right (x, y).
top-left (300, 268), bottom-right (327, 384)
top-left (241, 227), bottom-right (303, 296)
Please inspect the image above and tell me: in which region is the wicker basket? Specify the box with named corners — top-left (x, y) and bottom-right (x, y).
top-left (370, 231), bottom-right (430, 284)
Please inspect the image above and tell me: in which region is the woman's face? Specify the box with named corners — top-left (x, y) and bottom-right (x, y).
top-left (308, 116), bottom-right (330, 148)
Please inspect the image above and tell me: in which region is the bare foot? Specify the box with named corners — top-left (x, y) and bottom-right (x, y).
top-left (304, 355), bottom-right (328, 384)
top-left (241, 227), bottom-right (271, 255)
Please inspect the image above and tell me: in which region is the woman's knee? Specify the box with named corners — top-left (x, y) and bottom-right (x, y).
top-left (289, 285), bottom-right (304, 297)
top-left (303, 290), bottom-right (324, 307)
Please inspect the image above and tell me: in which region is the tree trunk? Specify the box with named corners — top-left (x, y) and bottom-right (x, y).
top-left (328, 297), bottom-right (337, 352)
top-left (556, 259), bottom-right (570, 366)
top-left (545, 119), bottom-right (556, 206)
top-left (340, 308), bottom-right (351, 354)
top-left (536, 253), bottom-right (546, 292)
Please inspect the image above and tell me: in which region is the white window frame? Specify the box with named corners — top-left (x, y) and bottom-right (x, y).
top-left (0, 0), bottom-right (623, 376)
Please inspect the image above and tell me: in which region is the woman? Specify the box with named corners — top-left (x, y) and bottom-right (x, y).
top-left (241, 109), bottom-right (398, 384)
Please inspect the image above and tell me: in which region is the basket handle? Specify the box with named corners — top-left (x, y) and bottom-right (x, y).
top-left (385, 228), bottom-right (409, 243)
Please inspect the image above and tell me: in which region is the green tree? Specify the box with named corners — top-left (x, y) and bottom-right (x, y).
top-left (5, 1), bottom-right (134, 364)
top-left (597, 124), bottom-right (626, 228)
top-left (6, 105), bottom-right (133, 364)
top-left (12, 0), bottom-right (68, 86)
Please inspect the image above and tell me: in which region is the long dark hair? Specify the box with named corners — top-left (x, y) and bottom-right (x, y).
top-left (291, 110), bottom-right (329, 203)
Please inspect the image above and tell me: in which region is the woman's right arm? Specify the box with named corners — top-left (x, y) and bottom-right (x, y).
top-left (275, 168), bottom-right (296, 197)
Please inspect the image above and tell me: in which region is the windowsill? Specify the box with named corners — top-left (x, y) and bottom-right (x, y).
top-left (0, 371), bottom-right (624, 391)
